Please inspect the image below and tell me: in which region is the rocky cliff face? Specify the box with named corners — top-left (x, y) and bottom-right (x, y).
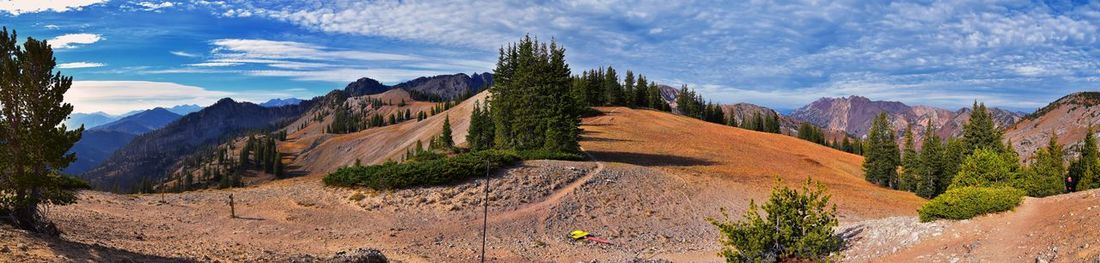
top-left (393, 73), bottom-right (492, 100)
top-left (1006, 92), bottom-right (1100, 161)
top-left (789, 96), bottom-right (1022, 144)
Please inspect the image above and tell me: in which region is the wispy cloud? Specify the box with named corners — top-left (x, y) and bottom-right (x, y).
top-left (149, 38), bottom-right (493, 83)
top-left (48, 33), bottom-right (103, 49)
top-left (193, 0), bottom-right (1100, 110)
top-left (0, 0), bottom-right (107, 15)
top-left (170, 50), bottom-right (200, 57)
top-left (57, 62), bottom-right (105, 69)
top-left (68, 80), bottom-right (232, 114)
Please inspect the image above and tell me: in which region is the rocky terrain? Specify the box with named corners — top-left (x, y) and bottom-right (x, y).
top-left (1006, 92), bottom-right (1100, 161)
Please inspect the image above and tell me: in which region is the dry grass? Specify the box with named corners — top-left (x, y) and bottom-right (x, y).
top-left (580, 106), bottom-right (926, 219)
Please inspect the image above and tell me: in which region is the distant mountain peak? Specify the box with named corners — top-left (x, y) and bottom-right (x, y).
top-left (214, 97), bottom-right (237, 105)
top-left (260, 98), bottom-right (304, 108)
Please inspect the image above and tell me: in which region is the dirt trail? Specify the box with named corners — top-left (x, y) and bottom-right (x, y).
top-left (851, 190), bottom-right (1100, 262)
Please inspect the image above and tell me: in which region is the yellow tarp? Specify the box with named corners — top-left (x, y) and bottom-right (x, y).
top-left (569, 230), bottom-right (590, 240)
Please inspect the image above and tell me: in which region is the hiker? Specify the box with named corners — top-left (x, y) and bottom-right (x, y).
top-left (1066, 175), bottom-right (1076, 193)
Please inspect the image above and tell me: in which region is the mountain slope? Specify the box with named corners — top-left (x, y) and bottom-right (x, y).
top-left (580, 107), bottom-right (925, 218)
top-left (81, 98), bottom-right (314, 190)
top-left (1006, 92), bottom-right (1100, 161)
top-left (288, 89), bottom-right (484, 175)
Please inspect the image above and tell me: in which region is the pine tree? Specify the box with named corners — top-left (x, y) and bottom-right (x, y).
top-left (1070, 125), bottom-right (1099, 191)
top-left (634, 75), bottom-right (648, 107)
top-left (916, 120), bottom-right (944, 198)
top-left (490, 35), bottom-right (578, 152)
top-left (863, 112), bottom-right (900, 188)
top-left (0, 27), bottom-right (90, 231)
top-left (962, 102), bottom-right (1003, 154)
top-left (604, 66), bottom-right (623, 105)
top-left (623, 70), bottom-right (635, 107)
top-left (899, 124), bottom-right (919, 192)
top-left (440, 114), bottom-right (454, 148)
top-left (1019, 132), bottom-right (1064, 197)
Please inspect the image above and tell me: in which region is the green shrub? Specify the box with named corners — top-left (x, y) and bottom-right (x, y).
top-left (324, 150), bottom-right (520, 189)
top-left (324, 150), bottom-right (584, 190)
top-left (515, 150), bottom-right (585, 161)
top-left (707, 178), bottom-right (842, 262)
top-left (918, 186), bottom-right (1025, 222)
top-left (950, 148), bottom-right (1019, 189)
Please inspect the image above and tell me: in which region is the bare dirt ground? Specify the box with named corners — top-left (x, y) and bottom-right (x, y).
top-left (5, 107), bottom-right (1095, 262)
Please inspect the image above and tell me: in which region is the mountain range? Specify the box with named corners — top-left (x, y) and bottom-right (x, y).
top-left (65, 108), bottom-right (184, 175)
top-left (260, 98), bottom-right (304, 108)
top-left (789, 96), bottom-right (1024, 143)
top-left (80, 72), bottom-right (492, 191)
top-left (1006, 92), bottom-right (1100, 161)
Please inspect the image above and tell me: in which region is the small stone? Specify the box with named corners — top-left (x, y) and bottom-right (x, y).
top-left (16, 243), bottom-right (27, 251)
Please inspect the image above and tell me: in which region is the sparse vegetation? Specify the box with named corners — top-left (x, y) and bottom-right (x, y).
top-left (708, 178), bottom-right (842, 262)
top-left (918, 186), bottom-right (1025, 222)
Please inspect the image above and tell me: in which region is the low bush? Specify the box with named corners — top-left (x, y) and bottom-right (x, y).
top-left (707, 178), bottom-right (842, 262)
top-left (918, 186), bottom-right (1025, 222)
top-left (515, 150), bottom-right (585, 161)
top-left (324, 150), bottom-right (586, 190)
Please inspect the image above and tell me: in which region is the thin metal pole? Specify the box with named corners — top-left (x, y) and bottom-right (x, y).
top-left (480, 160), bottom-right (489, 263)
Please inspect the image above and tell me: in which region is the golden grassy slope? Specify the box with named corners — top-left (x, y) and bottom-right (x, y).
top-left (580, 106), bottom-right (926, 219)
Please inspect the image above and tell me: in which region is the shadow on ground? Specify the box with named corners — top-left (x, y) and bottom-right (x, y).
top-left (45, 234), bottom-right (195, 262)
top-left (585, 151), bottom-right (716, 167)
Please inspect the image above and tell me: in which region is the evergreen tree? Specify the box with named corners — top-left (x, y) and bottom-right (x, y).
top-left (490, 35), bottom-right (579, 152)
top-left (466, 101), bottom-right (495, 151)
top-left (623, 70), bottom-right (635, 107)
top-left (440, 114), bottom-right (454, 148)
top-left (950, 148), bottom-right (1020, 189)
top-left (634, 75), bottom-right (649, 107)
top-left (962, 102), bottom-right (1003, 154)
top-left (604, 66), bottom-right (623, 105)
top-left (916, 120), bottom-right (945, 198)
top-left (1069, 125), bottom-right (1099, 191)
top-left (863, 112), bottom-right (900, 188)
top-left (765, 113), bottom-right (781, 133)
top-left (0, 27), bottom-right (90, 231)
top-left (899, 124), bottom-right (919, 192)
top-left (1018, 132), bottom-right (1065, 197)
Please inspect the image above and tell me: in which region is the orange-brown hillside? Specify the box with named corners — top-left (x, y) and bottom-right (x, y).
top-left (581, 106), bottom-right (926, 219)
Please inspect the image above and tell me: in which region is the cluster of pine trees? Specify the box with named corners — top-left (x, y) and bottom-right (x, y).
top-left (738, 111), bottom-right (782, 133)
top-left (570, 66), bottom-right (672, 111)
top-left (475, 35), bottom-right (579, 152)
top-left (240, 136), bottom-right (285, 178)
top-left (467, 100), bottom-right (494, 151)
top-left (795, 122), bottom-right (863, 155)
top-left (326, 100), bottom-right (455, 134)
top-left (863, 103), bottom-right (1075, 199)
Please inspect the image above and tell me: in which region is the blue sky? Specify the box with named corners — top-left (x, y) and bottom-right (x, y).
top-left (3, 0), bottom-right (1098, 114)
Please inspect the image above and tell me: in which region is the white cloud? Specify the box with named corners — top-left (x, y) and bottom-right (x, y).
top-left (48, 33), bottom-right (103, 49)
top-left (0, 0), bottom-right (107, 15)
top-left (210, 39), bottom-right (421, 62)
top-left (170, 51), bottom-right (200, 57)
top-left (68, 81), bottom-right (232, 115)
top-left (136, 1), bottom-right (175, 11)
top-left (44, 24), bottom-right (60, 30)
top-left (57, 62), bottom-right (105, 69)
top-left (188, 62), bottom-right (241, 67)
